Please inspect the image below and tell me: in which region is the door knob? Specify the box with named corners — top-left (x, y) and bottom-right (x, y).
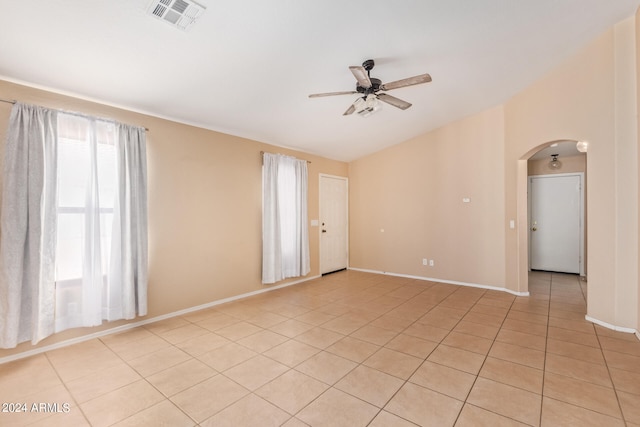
top-left (322, 230), bottom-right (327, 233)
top-left (531, 227), bottom-right (537, 231)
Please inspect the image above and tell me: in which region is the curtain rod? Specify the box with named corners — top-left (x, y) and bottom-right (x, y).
top-left (0, 98), bottom-right (148, 131)
top-left (260, 151), bottom-right (311, 163)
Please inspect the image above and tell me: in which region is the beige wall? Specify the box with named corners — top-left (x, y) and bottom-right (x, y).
top-left (506, 17), bottom-right (638, 329)
top-left (637, 7), bottom-right (640, 336)
top-left (504, 28), bottom-right (617, 297)
top-left (351, 15), bottom-right (639, 331)
top-left (0, 80), bottom-right (347, 358)
top-left (613, 16), bottom-right (638, 331)
top-left (349, 106), bottom-right (506, 288)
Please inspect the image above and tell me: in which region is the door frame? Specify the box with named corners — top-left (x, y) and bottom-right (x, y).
top-left (527, 172), bottom-right (585, 276)
top-left (319, 173), bottom-right (349, 275)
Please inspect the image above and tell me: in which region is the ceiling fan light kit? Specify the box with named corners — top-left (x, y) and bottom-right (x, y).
top-left (309, 59), bottom-right (431, 117)
top-left (353, 94), bottom-right (382, 117)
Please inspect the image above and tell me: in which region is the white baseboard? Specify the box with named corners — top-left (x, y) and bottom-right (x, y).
top-left (585, 315), bottom-right (639, 336)
top-left (348, 268), bottom-right (529, 297)
top-left (0, 275), bottom-right (320, 365)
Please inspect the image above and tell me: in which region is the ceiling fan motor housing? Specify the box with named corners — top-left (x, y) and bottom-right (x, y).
top-left (357, 78), bottom-right (381, 95)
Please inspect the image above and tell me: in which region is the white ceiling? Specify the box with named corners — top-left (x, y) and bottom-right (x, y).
top-left (0, 1), bottom-right (638, 162)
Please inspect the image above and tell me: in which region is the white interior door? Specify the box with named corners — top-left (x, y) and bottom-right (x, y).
top-left (529, 174), bottom-right (583, 274)
top-left (320, 175), bottom-right (348, 274)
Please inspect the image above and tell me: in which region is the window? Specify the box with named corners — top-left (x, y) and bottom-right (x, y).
top-left (262, 153), bottom-right (310, 284)
top-left (54, 114), bottom-right (118, 330)
top-left (0, 103), bottom-right (147, 348)
top-left (55, 115), bottom-right (116, 280)
top-left (276, 159), bottom-right (299, 263)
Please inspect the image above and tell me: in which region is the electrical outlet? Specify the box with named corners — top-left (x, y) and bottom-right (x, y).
top-left (422, 258), bottom-right (428, 266)
top-left (429, 259), bottom-right (434, 267)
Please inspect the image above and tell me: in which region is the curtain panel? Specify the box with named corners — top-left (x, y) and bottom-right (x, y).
top-left (109, 123), bottom-right (148, 320)
top-left (262, 153), bottom-right (310, 284)
top-left (0, 104), bottom-right (58, 348)
top-left (0, 103), bottom-right (148, 348)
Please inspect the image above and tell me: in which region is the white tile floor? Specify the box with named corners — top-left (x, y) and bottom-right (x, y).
top-left (1, 270), bottom-right (639, 426)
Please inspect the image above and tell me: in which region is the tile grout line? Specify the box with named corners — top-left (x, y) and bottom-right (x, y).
top-left (151, 318), bottom-right (281, 426)
top-left (337, 283), bottom-right (523, 425)
top-left (293, 278), bottom-right (441, 425)
top-left (145, 319), bottom-right (283, 426)
top-left (592, 318), bottom-right (630, 426)
top-left (189, 275), bottom-right (423, 425)
top-left (67, 276), bottom-right (441, 425)
top-left (43, 351), bottom-right (92, 426)
top-left (449, 287), bottom-right (537, 426)
top-left (110, 332), bottom-right (198, 426)
top-left (544, 273), bottom-right (629, 424)
top-left (539, 271), bottom-right (553, 426)
top-left (102, 324), bottom-right (213, 426)
top-left (414, 286), bottom-right (546, 425)
top-left (281, 278), bottom-right (464, 425)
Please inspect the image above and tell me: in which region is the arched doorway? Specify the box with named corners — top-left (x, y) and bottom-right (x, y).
top-left (515, 139), bottom-right (587, 293)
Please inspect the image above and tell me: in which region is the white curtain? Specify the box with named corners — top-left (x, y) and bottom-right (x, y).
top-left (107, 123), bottom-right (148, 320)
top-left (0, 103), bottom-right (58, 348)
top-left (53, 114), bottom-right (148, 332)
top-left (262, 153), bottom-right (309, 284)
top-left (0, 103), bottom-right (148, 348)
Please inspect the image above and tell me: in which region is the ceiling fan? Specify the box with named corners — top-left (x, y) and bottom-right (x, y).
top-left (308, 59), bottom-right (432, 116)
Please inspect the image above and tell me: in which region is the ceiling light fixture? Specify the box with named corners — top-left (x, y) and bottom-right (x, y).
top-left (576, 140), bottom-right (589, 153)
top-left (147, 0), bottom-right (206, 31)
top-left (353, 94), bottom-right (382, 117)
top-left (548, 154), bottom-right (562, 170)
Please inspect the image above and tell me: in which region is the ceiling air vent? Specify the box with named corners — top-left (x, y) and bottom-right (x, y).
top-left (147, 0), bottom-right (206, 31)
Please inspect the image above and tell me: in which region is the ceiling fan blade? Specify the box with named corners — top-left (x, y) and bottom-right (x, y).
top-left (343, 104), bottom-right (356, 116)
top-left (349, 66), bottom-right (372, 89)
top-left (309, 91), bottom-right (358, 98)
top-left (381, 73), bottom-right (432, 91)
top-left (377, 93), bottom-right (412, 110)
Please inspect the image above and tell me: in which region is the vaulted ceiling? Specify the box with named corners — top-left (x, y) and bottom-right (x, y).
top-left (1, 1), bottom-right (638, 161)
